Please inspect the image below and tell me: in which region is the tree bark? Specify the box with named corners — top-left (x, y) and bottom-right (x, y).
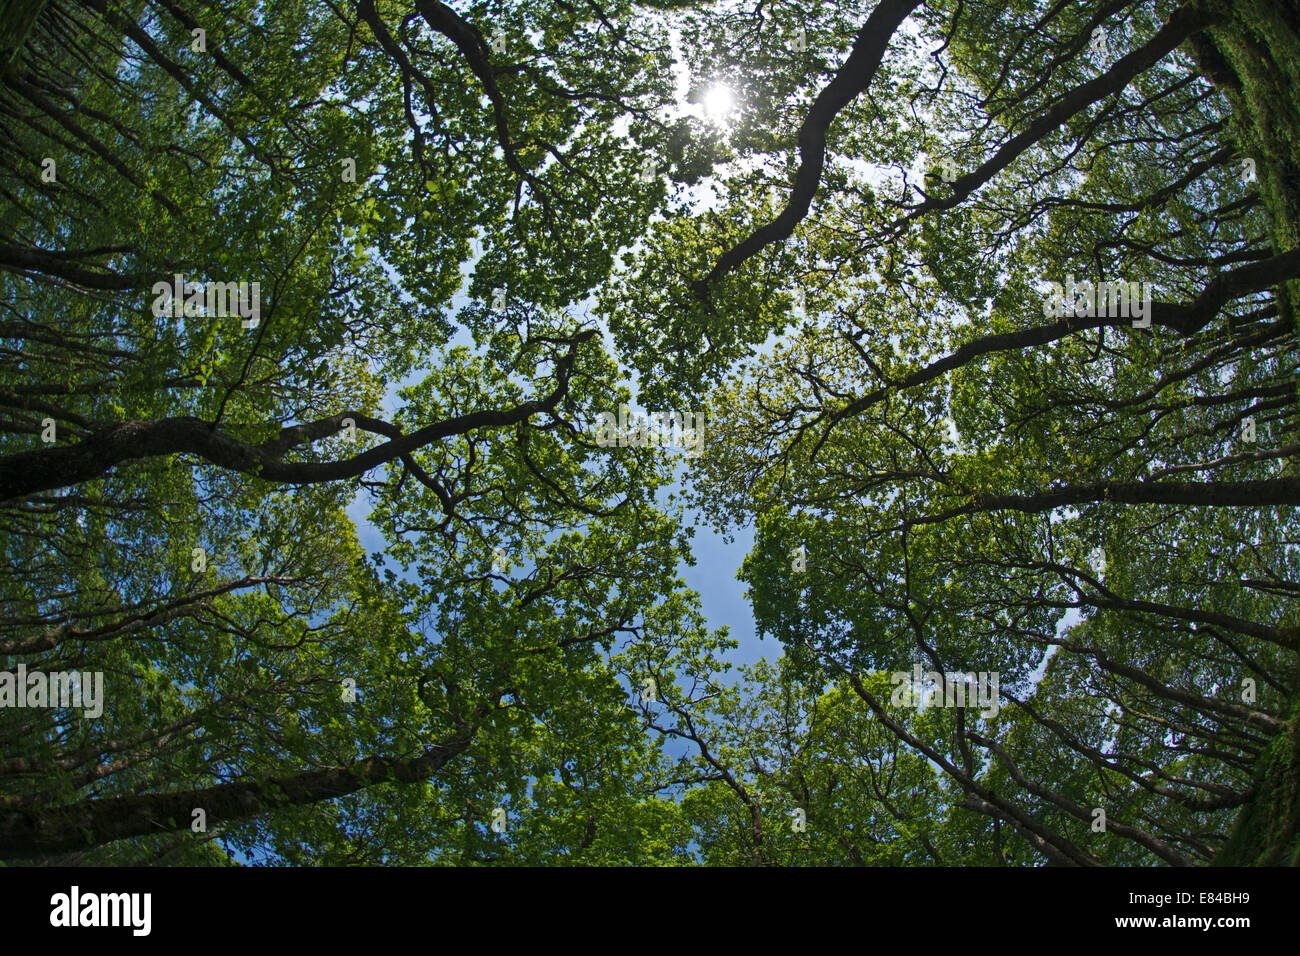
top-left (698, 0), bottom-right (923, 288)
top-left (0, 331), bottom-right (592, 501)
top-left (906, 476), bottom-right (1300, 532)
top-left (0, 736), bottom-right (473, 857)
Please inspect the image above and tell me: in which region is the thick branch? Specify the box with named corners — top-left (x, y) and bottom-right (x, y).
top-left (0, 331), bottom-right (593, 501)
top-left (697, 0), bottom-right (922, 289)
top-left (0, 736), bottom-right (473, 857)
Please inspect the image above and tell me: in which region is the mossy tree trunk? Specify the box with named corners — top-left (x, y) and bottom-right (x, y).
top-left (1193, 0), bottom-right (1300, 330)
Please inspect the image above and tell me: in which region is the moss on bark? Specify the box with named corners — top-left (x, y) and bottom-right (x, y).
top-left (1216, 695), bottom-right (1300, 865)
top-left (1195, 0), bottom-right (1300, 331)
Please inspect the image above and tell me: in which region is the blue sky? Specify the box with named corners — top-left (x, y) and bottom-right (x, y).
top-left (344, 406), bottom-right (767, 666)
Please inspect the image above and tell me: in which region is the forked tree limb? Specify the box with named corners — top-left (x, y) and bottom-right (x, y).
top-left (820, 247), bottom-right (1300, 431)
top-left (697, 0), bottom-right (1214, 289)
top-left (0, 330), bottom-right (595, 501)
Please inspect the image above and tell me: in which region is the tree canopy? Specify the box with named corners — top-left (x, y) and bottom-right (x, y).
top-left (0, 0), bottom-right (1296, 866)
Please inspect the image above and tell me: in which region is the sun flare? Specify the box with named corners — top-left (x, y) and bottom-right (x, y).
top-left (702, 83), bottom-right (736, 121)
